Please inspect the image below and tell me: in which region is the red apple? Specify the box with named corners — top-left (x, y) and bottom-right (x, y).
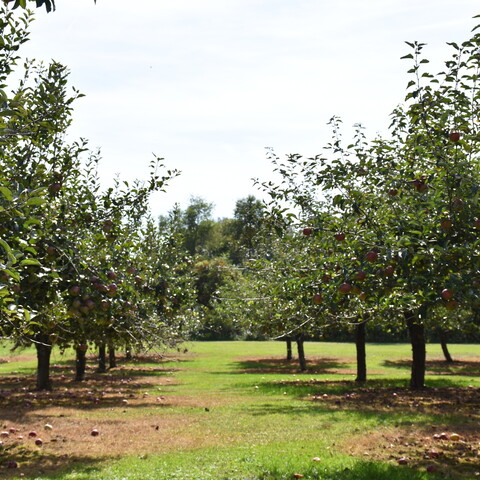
top-left (388, 189), bottom-right (398, 197)
top-left (449, 131), bottom-right (461, 142)
top-left (452, 198), bottom-right (464, 211)
top-left (365, 250), bottom-right (378, 262)
top-left (69, 285), bottom-right (81, 296)
top-left (303, 227), bottom-right (313, 236)
top-left (474, 219), bottom-right (480, 229)
top-left (313, 293), bottom-right (323, 305)
top-left (100, 299), bottom-right (111, 310)
top-left (48, 182), bottom-right (62, 195)
top-left (91, 428), bottom-right (99, 436)
top-left (356, 271), bottom-right (366, 281)
top-left (339, 283), bottom-right (352, 294)
top-left (426, 464), bottom-right (437, 473)
top-left (35, 438), bottom-right (43, 446)
top-left (441, 288), bottom-right (454, 300)
top-left (107, 270), bottom-right (117, 280)
top-left (384, 265), bottom-right (395, 276)
top-left (440, 219), bottom-right (452, 230)
top-left (321, 274), bottom-right (331, 283)
top-left (28, 431), bottom-right (37, 438)
top-left (334, 232), bottom-right (346, 242)
top-left (102, 219), bottom-right (113, 232)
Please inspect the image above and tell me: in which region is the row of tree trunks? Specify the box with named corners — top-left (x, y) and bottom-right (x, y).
top-left (75, 344), bottom-right (119, 381)
top-left (283, 313), bottom-right (450, 390)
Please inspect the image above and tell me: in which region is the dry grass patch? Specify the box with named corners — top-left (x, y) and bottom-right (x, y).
top-left (343, 423), bottom-right (480, 478)
top-left (0, 353), bottom-right (247, 477)
top-left (307, 385), bottom-right (480, 416)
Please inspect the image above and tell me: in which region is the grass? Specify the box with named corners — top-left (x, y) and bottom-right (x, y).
top-left (0, 340), bottom-right (479, 479)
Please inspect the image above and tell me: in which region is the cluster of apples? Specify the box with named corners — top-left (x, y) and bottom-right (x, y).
top-left (66, 266), bottom-right (140, 319)
top-left (1, 423), bottom-right (101, 469)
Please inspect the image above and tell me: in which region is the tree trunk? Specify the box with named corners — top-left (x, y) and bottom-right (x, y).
top-left (98, 343), bottom-right (106, 373)
top-left (405, 311), bottom-right (426, 390)
top-left (296, 335), bottom-right (307, 371)
top-left (355, 322), bottom-right (367, 383)
top-left (35, 334), bottom-right (52, 391)
top-left (286, 337), bottom-right (292, 361)
top-left (439, 330), bottom-right (454, 363)
top-left (75, 346), bottom-right (87, 382)
top-left (108, 344), bottom-right (117, 369)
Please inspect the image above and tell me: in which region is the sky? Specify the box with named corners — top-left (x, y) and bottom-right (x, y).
top-left (13, 0), bottom-right (480, 219)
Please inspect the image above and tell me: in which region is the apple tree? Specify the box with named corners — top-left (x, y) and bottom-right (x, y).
top-left (257, 20), bottom-right (480, 389)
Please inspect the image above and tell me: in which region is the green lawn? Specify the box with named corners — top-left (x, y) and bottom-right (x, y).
top-left (0, 341), bottom-right (479, 480)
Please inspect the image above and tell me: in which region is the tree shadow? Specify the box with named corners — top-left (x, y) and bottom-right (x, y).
top-left (0, 449), bottom-right (106, 479)
top-left (232, 356), bottom-right (350, 374)
top-left (384, 359), bottom-right (480, 376)
top-left (0, 360), bottom-right (180, 416)
top-left (260, 459), bottom-right (440, 480)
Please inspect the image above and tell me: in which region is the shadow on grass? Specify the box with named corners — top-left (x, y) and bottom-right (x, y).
top-left (247, 378), bottom-right (479, 423)
top-left (259, 460), bottom-right (443, 480)
top-left (384, 359), bottom-right (480, 376)
top-left (0, 359), bottom-right (182, 417)
top-left (232, 356), bottom-right (351, 374)
top-left (0, 449), bottom-right (106, 480)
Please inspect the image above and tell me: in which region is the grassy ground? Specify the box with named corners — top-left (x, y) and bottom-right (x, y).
top-left (0, 341), bottom-right (479, 479)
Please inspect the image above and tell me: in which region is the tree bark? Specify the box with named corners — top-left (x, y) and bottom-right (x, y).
top-left (75, 346), bottom-right (87, 382)
top-left (355, 322), bottom-right (367, 383)
top-left (108, 344), bottom-right (116, 369)
top-left (439, 330), bottom-right (454, 363)
top-left (296, 335), bottom-right (307, 371)
top-left (405, 311), bottom-right (426, 390)
top-left (35, 334), bottom-right (52, 391)
top-left (286, 337), bottom-right (293, 361)
top-left (98, 343), bottom-right (107, 373)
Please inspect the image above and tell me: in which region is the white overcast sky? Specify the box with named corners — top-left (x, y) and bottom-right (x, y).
top-left (15, 0), bottom-right (480, 218)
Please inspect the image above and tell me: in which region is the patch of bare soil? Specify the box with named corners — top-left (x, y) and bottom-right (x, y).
top-left (309, 385), bottom-right (480, 416)
top-left (0, 354), bottom-right (225, 477)
top-left (344, 425), bottom-right (480, 478)
top-left (312, 386), bottom-right (480, 478)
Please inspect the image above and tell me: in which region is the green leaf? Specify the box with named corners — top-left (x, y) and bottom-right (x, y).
top-left (26, 196), bottom-right (46, 206)
top-left (0, 186), bottom-right (14, 202)
top-left (0, 239), bottom-right (16, 266)
top-left (19, 258), bottom-right (41, 266)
